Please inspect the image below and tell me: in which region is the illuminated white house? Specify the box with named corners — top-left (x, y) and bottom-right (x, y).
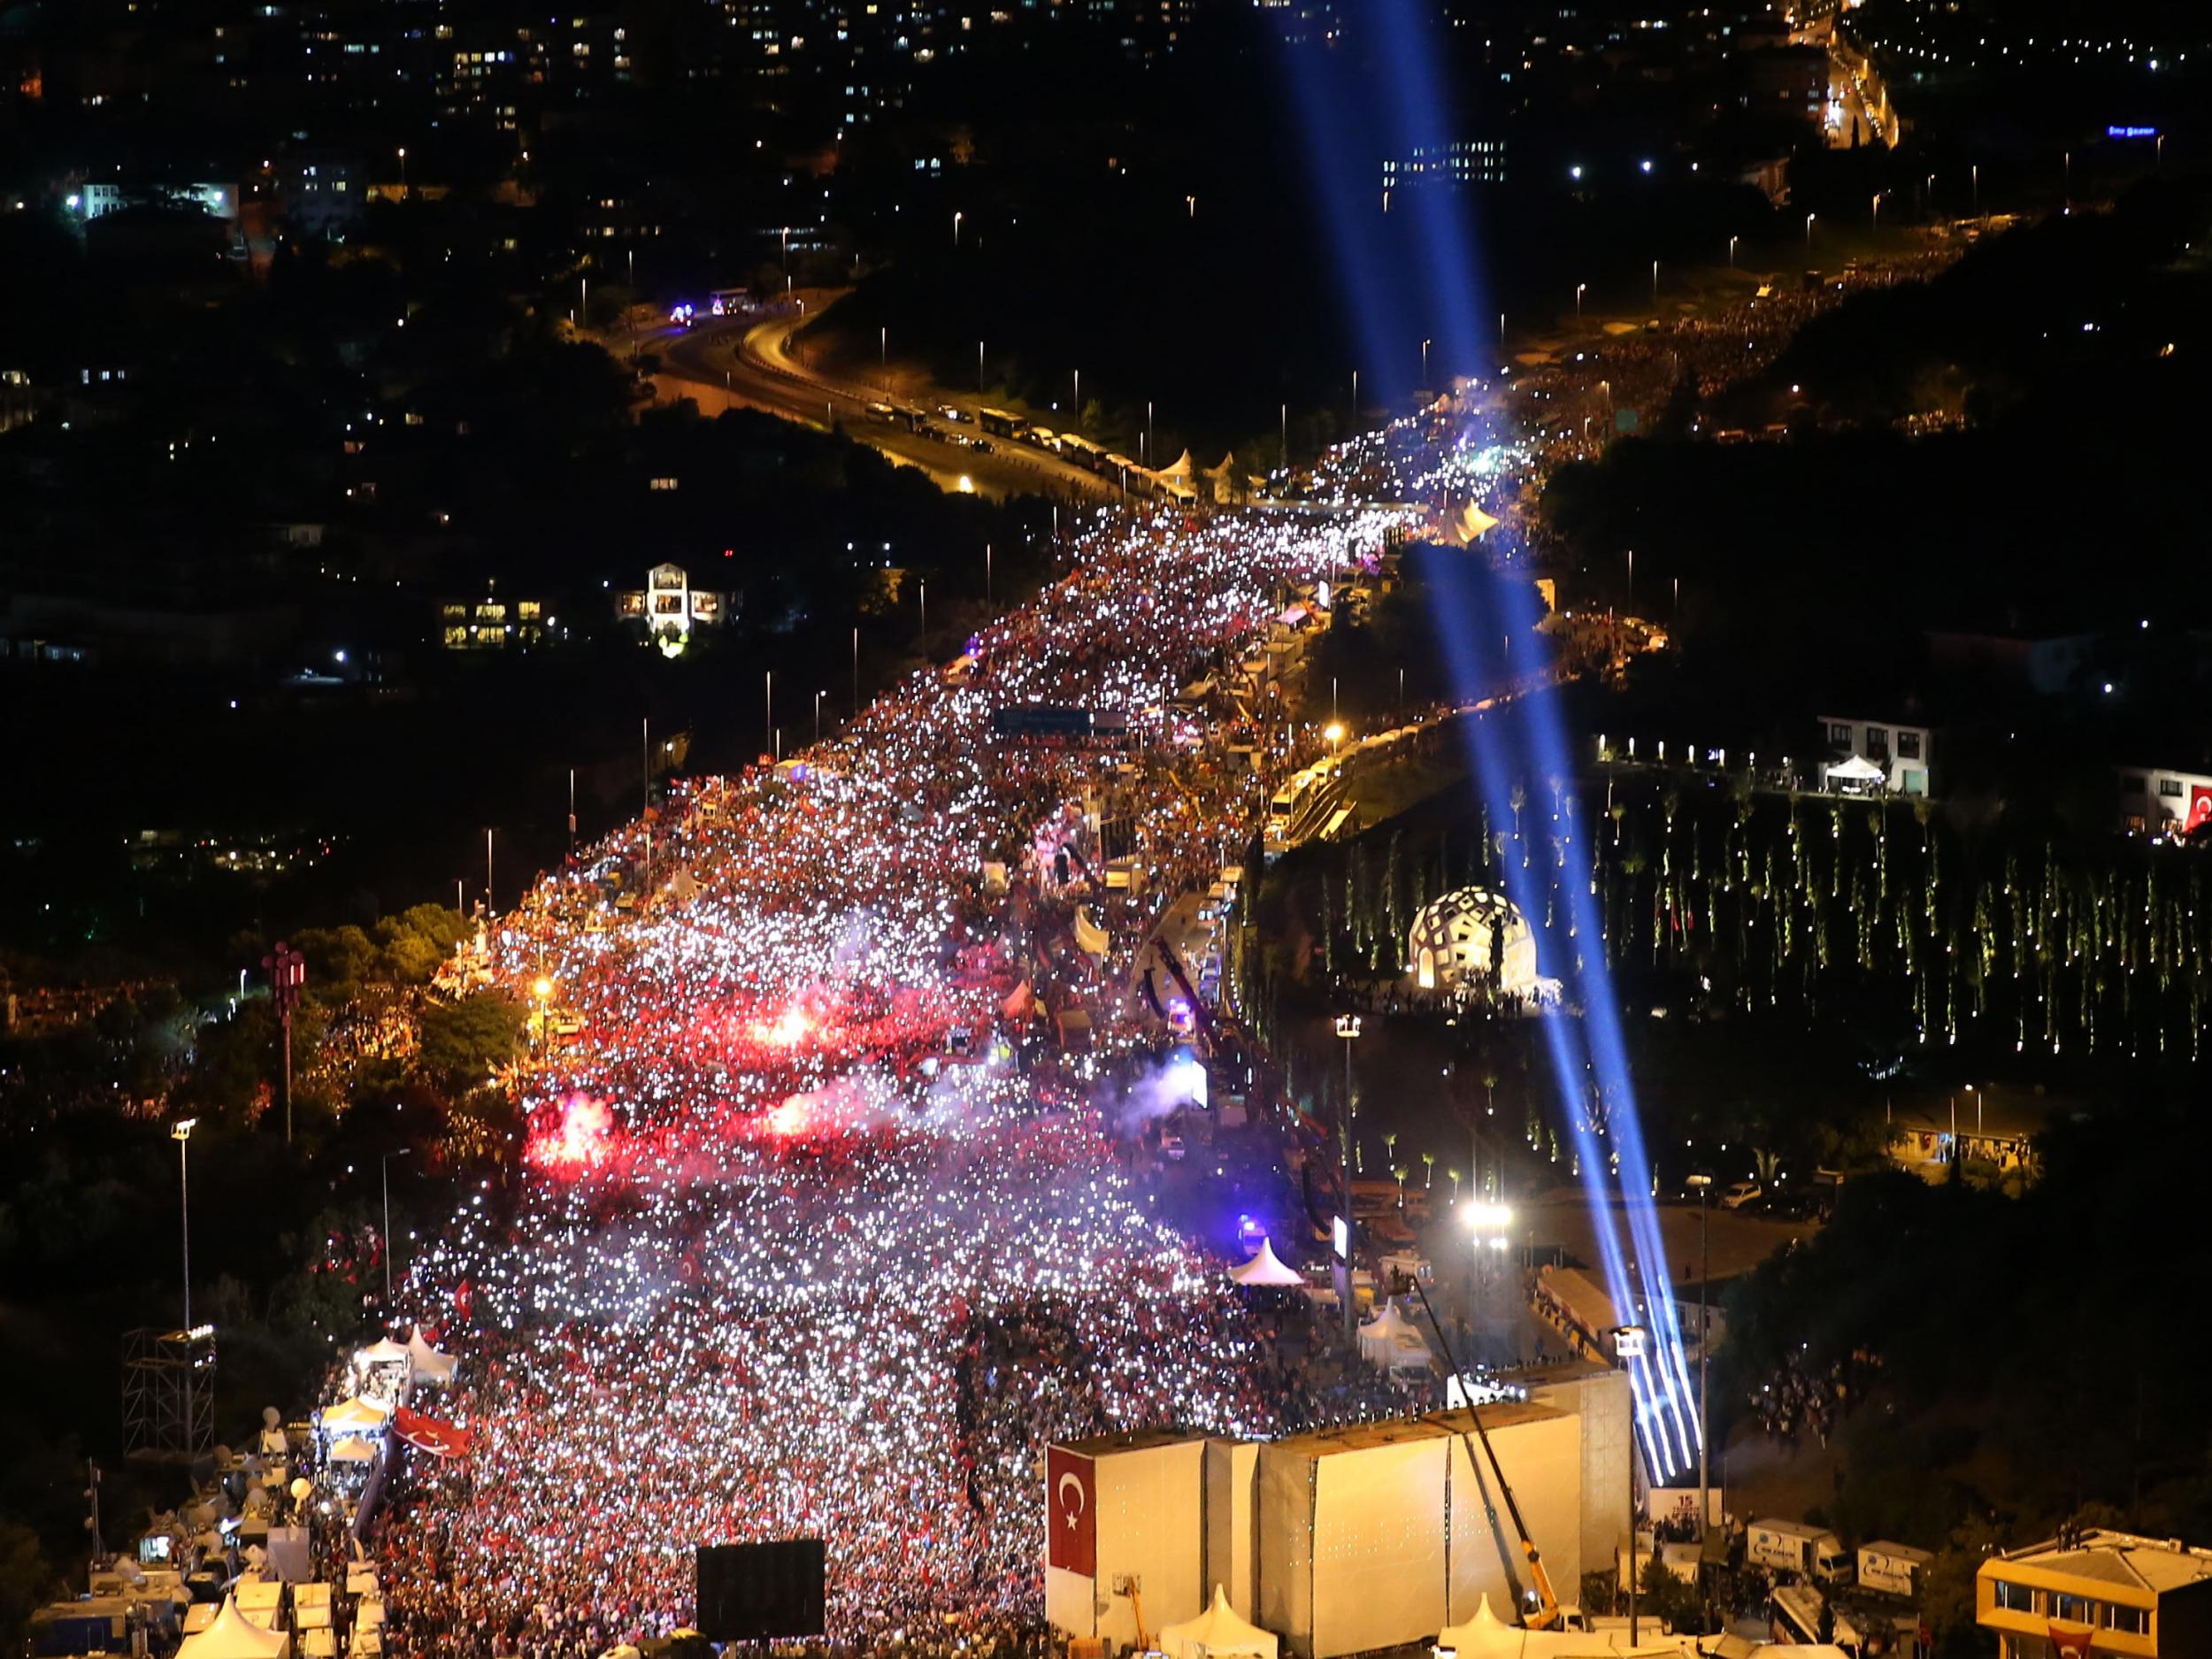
top-left (616, 563), bottom-right (732, 649)
top-left (1408, 887), bottom-right (1538, 995)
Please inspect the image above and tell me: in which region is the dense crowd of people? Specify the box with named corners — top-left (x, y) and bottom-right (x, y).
top-left (1745, 1348), bottom-right (1884, 1451)
top-left (368, 506), bottom-right (1422, 1654)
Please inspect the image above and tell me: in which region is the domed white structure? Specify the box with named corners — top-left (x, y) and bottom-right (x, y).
top-left (1408, 886), bottom-right (1540, 995)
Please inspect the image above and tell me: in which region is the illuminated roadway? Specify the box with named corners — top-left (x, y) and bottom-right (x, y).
top-left (635, 289), bottom-right (1118, 503)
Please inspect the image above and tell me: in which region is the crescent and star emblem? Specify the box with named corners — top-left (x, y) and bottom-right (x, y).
top-left (1058, 1471), bottom-right (1087, 1528)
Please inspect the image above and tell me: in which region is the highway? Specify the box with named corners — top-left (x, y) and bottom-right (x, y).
top-left (636, 290), bottom-right (1118, 503)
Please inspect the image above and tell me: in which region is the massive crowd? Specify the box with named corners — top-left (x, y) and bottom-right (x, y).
top-left (372, 506), bottom-right (1415, 1655)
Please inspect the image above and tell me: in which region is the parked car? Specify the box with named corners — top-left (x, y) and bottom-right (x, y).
top-left (1719, 1180), bottom-right (1763, 1210)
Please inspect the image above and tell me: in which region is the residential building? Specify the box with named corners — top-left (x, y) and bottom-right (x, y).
top-left (616, 562), bottom-right (733, 647)
top-left (1817, 713), bottom-right (1936, 797)
top-left (440, 583), bottom-right (544, 649)
top-left (1977, 1528), bottom-right (2212, 1658)
top-left (2116, 766), bottom-right (2212, 838)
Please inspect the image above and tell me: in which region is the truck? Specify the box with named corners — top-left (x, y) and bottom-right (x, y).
top-left (1855, 1540), bottom-right (1933, 1599)
top-left (1747, 1517), bottom-right (1855, 1585)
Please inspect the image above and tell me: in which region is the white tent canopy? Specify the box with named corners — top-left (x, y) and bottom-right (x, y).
top-left (1824, 755), bottom-right (1886, 784)
top-left (1357, 1299), bottom-right (1423, 1366)
top-left (407, 1327), bottom-right (458, 1385)
top-left (326, 1436), bottom-right (380, 1465)
top-left (1435, 1594), bottom-right (1706, 1658)
top-left (320, 1397), bottom-right (390, 1433)
top-left (355, 1339), bottom-right (409, 1368)
top-left (1228, 1238), bottom-right (1304, 1287)
top-left (1161, 1586), bottom-right (1279, 1659)
top-left (179, 1597), bottom-right (291, 1659)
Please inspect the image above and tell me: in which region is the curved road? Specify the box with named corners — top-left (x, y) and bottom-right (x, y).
top-left (636, 290), bottom-right (1116, 503)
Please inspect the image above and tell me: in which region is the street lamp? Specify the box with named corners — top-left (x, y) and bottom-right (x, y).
top-left (1421, 337), bottom-right (1432, 384)
top-left (814, 688), bottom-right (826, 742)
top-left (952, 210), bottom-right (964, 247)
top-left (381, 1148), bottom-right (413, 1303)
top-left (1804, 212), bottom-right (1816, 250)
top-left (1614, 1325), bottom-right (1649, 1644)
top-left (1325, 721), bottom-right (1345, 757)
top-left (1727, 234), bottom-right (1739, 267)
top-left (172, 1119), bottom-right (197, 1330)
top-left (1871, 191), bottom-right (1883, 229)
top-left (1650, 259), bottom-right (1659, 307)
top-left (1576, 282), bottom-right (1586, 318)
top-left (1333, 1016), bottom-right (1361, 1339)
top-left (396, 147), bottom-right (406, 201)
top-left (1686, 1173), bottom-right (1712, 1535)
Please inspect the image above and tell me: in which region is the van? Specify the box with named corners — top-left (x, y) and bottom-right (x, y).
top-left (1747, 1518), bottom-right (1854, 1585)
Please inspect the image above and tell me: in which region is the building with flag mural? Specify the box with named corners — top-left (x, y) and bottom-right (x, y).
top-left (1977, 1528), bottom-right (2212, 1658)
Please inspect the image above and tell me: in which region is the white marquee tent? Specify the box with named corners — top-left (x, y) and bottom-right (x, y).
top-left (1161, 1586), bottom-right (1279, 1659)
top-left (1229, 1238), bottom-right (1305, 1287)
top-left (178, 1597), bottom-right (291, 1659)
top-left (1356, 1301), bottom-right (1424, 1367)
top-left (320, 1397), bottom-right (389, 1434)
top-left (407, 1327), bottom-right (458, 1385)
top-left (355, 1339), bottom-right (410, 1369)
top-left (1435, 1594), bottom-right (1719, 1658)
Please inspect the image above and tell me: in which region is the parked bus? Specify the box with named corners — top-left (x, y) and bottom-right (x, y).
top-left (1058, 434), bottom-right (1107, 471)
top-left (979, 408), bottom-right (1025, 439)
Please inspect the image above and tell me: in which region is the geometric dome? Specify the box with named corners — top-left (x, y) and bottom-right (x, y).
top-left (1408, 886), bottom-right (1539, 995)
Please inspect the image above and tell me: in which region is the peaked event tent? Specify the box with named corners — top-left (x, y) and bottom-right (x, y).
top-left (178, 1597), bottom-right (291, 1659)
top-left (1356, 1300), bottom-right (1422, 1366)
top-left (1229, 1238), bottom-right (1304, 1287)
top-left (355, 1339), bottom-right (410, 1368)
top-left (1434, 1594), bottom-right (1709, 1657)
top-left (1160, 1587), bottom-right (1279, 1659)
top-left (1824, 755), bottom-right (1886, 786)
top-left (407, 1327), bottom-right (458, 1385)
top-left (320, 1397), bottom-right (390, 1433)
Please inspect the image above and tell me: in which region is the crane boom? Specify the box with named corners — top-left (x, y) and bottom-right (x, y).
top-left (1405, 1276), bottom-right (1563, 1628)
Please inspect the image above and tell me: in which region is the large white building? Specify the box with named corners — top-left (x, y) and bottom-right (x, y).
top-left (1817, 713), bottom-right (1936, 797)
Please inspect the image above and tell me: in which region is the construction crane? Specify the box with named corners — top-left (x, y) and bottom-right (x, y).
top-left (1402, 1275), bottom-right (1564, 1629)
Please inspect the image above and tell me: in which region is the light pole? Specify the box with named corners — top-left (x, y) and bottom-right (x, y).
top-left (1686, 1173), bottom-right (1712, 1535)
top-left (814, 689), bottom-right (826, 742)
top-left (1871, 191), bottom-right (1883, 229)
top-left (382, 1148), bottom-right (412, 1303)
top-left (396, 147), bottom-right (407, 201)
top-left (851, 626), bottom-right (860, 714)
top-left (1616, 1325), bottom-right (1648, 1643)
top-left (765, 668), bottom-right (773, 757)
top-left (1072, 366), bottom-right (1080, 419)
top-left (1421, 337), bottom-right (1432, 384)
top-left (1727, 234), bottom-right (1739, 267)
top-left (1576, 282), bottom-right (1586, 318)
top-left (978, 339), bottom-right (985, 394)
top-left (952, 210), bottom-right (963, 247)
top-left (1650, 259), bottom-right (1659, 307)
top-left (172, 1119), bottom-right (197, 1330)
top-left (1971, 163), bottom-right (1980, 215)
top-left (1804, 212), bottom-right (1816, 250)
top-left (1333, 1016), bottom-right (1361, 1340)
top-left (984, 541), bottom-right (994, 605)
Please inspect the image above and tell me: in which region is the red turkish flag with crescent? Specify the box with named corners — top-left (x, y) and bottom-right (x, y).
top-left (2047, 1624), bottom-right (2094, 1659)
top-left (1046, 1446), bottom-right (1095, 1577)
top-left (393, 1406), bottom-right (474, 1458)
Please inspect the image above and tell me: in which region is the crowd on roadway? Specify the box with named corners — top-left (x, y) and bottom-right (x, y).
top-left (1745, 1347), bottom-right (1883, 1450)
top-left (371, 506), bottom-right (1420, 1653)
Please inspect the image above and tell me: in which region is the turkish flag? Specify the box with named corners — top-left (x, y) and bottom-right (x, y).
top-left (2048, 1623), bottom-right (2094, 1659)
top-left (2191, 789), bottom-right (2212, 833)
top-left (393, 1406), bottom-right (474, 1458)
top-left (1046, 1446), bottom-right (1095, 1577)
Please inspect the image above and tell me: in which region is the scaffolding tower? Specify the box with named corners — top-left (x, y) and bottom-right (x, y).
top-left (122, 1326), bottom-right (216, 1461)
